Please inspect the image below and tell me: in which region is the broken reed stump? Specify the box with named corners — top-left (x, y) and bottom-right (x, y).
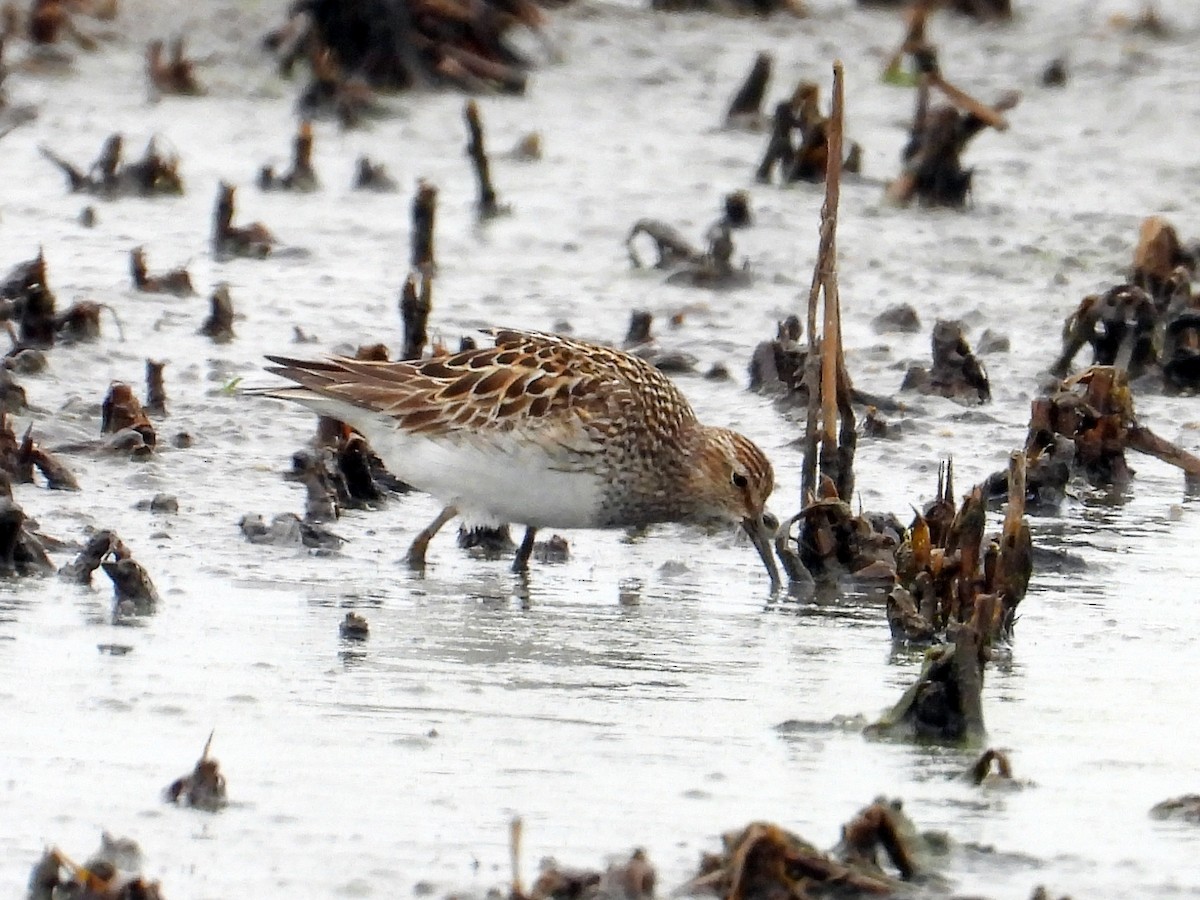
top-left (770, 63), bottom-right (859, 592)
top-left (411, 180), bottom-right (437, 275)
top-left (0, 248), bottom-right (47, 302)
top-left (144, 359), bottom-right (167, 416)
top-left (868, 596), bottom-right (993, 743)
top-left (15, 283), bottom-right (56, 352)
top-left (634, 191), bottom-right (761, 287)
top-left (0, 484), bottom-right (54, 576)
top-left (1131, 216), bottom-right (1196, 306)
top-left (103, 547), bottom-right (159, 615)
top-left (40, 135), bottom-right (183, 198)
top-left (59, 530), bottom-right (128, 584)
top-left (340, 610), bottom-right (370, 639)
top-left (724, 190), bottom-right (752, 228)
top-left (289, 433), bottom-right (401, 523)
top-left (199, 285), bottom-right (235, 342)
top-left (724, 51), bottom-right (772, 128)
top-left (165, 730), bottom-right (227, 811)
top-left (0, 416), bottom-right (79, 490)
top-left (240, 511), bottom-right (343, 549)
top-left (260, 120), bottom-right (319, 192)
top-left (755, 81), bottom-right (860, 185)
top-left (147, 36), bottom-right (202, 95)
top-left (26, 0), bottom-right (111, 46)
top-left (901, 319), bottom-right (990, 403)
top-left (101, 382), bottom-right (156, 450)
top-left (465, 100), bottom-right (502, 218)
top-left (0, 367), bottom-right (26, 415)
top-left (299, 47), bottom-right (382, 128)
top-left (768, 80), bottom-right (863, 184)
top-left (881, 0), bottom-right (931, 79)
top-left (619, 311), bottom-right (698, 374)
top-left (1152, 288), bottom-right (1200, 390)
top-left (748, 315), bottom-right (808, 398)
top-left (755, 99), bottom-right (797, 182)
top-left (400, 270), bottom-right (431, 360)
top-left (968, 748), bottom-right (1014, 785)
top-left (790, 83), bottom-right (830, 182)
top-left (353, 155), bottom-right (398, 192)
top-left (625, 310), bottom-right (653, 348)
top-left (1, 250), bottom-right (57, 352)
top-left (212, 181), bottom-right (274, 259)
top-left (130, 246), bottom-right (195, 297)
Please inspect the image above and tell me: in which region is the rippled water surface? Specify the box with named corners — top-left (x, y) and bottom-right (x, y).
top-left (2, 1), bottom-right (1200, 897)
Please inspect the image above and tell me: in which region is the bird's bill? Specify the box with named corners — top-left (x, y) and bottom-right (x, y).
top-left (742, 515), bottom-right (782, 591)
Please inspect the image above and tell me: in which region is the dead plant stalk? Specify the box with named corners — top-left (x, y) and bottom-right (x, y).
top-left (802, 61), bottom-right (851, 503)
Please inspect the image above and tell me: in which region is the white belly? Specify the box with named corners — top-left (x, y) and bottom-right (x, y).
top-left (339, 405), bottom-right (606, 528)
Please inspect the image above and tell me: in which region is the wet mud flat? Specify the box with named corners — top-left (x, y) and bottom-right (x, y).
top-left (3, 0), bottom-right (1200, 898)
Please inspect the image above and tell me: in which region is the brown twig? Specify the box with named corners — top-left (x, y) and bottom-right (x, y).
top-left (509, 816), bottom-right (524, 900)
top-left (411, 180), bottom-right (437, 275)
top-left (465, 100), bottom-right (500, 218)
top-left (883, 0), bottom-right (932, 77)
top-left (928, 71), bottom-right (1010, 131)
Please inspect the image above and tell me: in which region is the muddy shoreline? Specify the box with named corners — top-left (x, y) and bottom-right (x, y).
top-left (2, 1), bottom-right (1200, 898)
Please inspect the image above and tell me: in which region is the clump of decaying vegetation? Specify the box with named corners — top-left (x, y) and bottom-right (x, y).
top-left (259, 120), bottom-right (319, 192)
top-left (901, 320), bottom-right (991, 404)
top-left (212, 182), bottom-right (274, 259)
top-left (626, 192), bottom-right (755, 290)
top-left (28, 833), bottom-right (165, 900)
top-left (755, 79), bottom-right (862, 185)
top-left (264, 0), bottom-right (554, 97)
top-left (680, 800), bottom-right (931, 899)
top-left (1053, 217), bottom-right (1200, 392)
top-left (40, 134), bottom-right (183, 197)
top-left (1022, 366), bottom-right (1200, 490)
top-left (59, 527), bottom-right (160, 618)
top-left (130, 246), bottom-right (194, 297)
top-left (882, 4), bottom-right (1018, 207)
top-left (146, 37), bottom-right (202, 95)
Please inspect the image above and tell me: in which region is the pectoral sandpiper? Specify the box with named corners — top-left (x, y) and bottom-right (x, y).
top-left (264, 328), bottom-right (780, 586)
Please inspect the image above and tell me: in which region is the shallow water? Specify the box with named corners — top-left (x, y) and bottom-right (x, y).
top-left (2, 1), bottom-right (1200, 897)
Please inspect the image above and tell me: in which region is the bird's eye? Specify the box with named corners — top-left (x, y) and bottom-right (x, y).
top-left (731, 472), bottom-right (749, 489)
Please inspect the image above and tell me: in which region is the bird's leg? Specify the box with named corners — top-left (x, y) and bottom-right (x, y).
top-left (406, 505), bottom-right (458, 569)
top-left (511, 526), bottom-right (538, 573)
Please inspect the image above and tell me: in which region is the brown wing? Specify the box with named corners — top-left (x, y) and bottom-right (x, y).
top-left (485, 329), bottom-right (699, 437)
top-left (265, 329), bottom-right (697, 445)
